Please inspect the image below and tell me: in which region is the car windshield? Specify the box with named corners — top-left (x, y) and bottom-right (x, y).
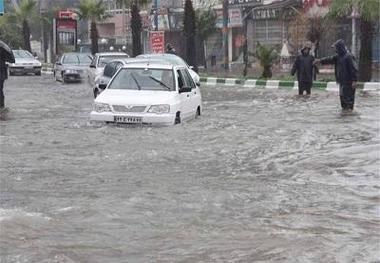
top-left (13, 50), bottom-right (34, 59)
top-left (98, 55), bottom-right (129, 67)
top-left (62, 54), bottom-right (92, 65)
top-left (108, 68), bottom-right (175, 91)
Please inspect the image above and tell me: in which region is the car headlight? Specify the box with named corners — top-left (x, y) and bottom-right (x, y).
top-left (65, 69), bottom-right (78, 74)
top-left (148, 104), bottom-right (170, 114)
top-left (93, 102), bottom-right (111, 113)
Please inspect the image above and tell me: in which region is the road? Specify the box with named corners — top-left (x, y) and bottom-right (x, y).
top-left (1, 75), bottom-right (379, 262)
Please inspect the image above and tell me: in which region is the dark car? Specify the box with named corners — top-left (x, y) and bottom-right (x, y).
top-left (54, 53), bottom-right (93, 83)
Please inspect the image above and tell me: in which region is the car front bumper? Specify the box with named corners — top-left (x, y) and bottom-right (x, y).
top-left (9, 66), bottom-right (41, 74)
top-left (90, 111), bottom-right (175, 125)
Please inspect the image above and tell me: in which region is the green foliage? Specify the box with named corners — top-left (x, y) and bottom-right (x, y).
top-left (0, 16), bottom-right (23, 49)
top-left (77, 0), bottom-right (108, 22)
top-left (195, 9), bottom-right (217, 41)
top-left (253, 42), bottom-right (279, 79)
top-left (77, 0), bottom-right (108, 54)
top-left (328, 0), bottom-right (380, 22)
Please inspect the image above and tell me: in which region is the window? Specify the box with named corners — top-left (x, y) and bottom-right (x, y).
top-left (181, 69), bottom-right (195, 89)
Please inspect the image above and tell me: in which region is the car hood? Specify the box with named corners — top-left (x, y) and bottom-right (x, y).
top-left (96, 89), bottom-right (177, 105)
top-left (14, 58), bottom-right (40, 64)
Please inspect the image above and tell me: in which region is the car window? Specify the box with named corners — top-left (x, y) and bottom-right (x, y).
top-left (181, 69), bottom-right (195, 89)
top-left (98, 55), bottom-right (129, 67)
top-left (13, 50), bottom-right (34, 59)
top-left (176, 70), bottom-right (185, 89)
top-left (62, 54), bottom-right (92, 65)
top-left (178, 69), bottom-right (192, 88)
top-left (90, 56), bottom-right (97, 68)
top-left (108, 68), bottom-right (175, 91)
top-left (103, 63), bottom-right (115, 77)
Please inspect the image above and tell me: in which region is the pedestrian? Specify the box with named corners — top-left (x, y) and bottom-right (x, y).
top-left (291, 41), bottom-right (315, 96)
top-left (315, 39), bottom-right (358, 112)
top-left (0, 50), bottom-right (9, 109)
top-left (166, 43), bottom-right (176, 55)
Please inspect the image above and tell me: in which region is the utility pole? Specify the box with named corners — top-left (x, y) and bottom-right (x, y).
top-left (154, 0), bottom-right (158, 31)
top-left (222, 0), bottom-right (229, 71)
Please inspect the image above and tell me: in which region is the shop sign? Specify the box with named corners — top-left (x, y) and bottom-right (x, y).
top-left (252, 8), bottom-right (280, 19)
top-left (228, 0), bottom-right (262, 6)
top-left (216, 8), bottom-right (243, 28)
top-left (150, 31), bottom-right (165, 54)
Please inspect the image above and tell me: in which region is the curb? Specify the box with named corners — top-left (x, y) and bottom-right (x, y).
top-left (199, 77), bottom-right (380, 92)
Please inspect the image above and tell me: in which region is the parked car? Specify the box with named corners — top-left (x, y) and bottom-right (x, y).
top-left (93, 58), bottom-right (169, 98)
top-left (90, 62), bottom-right (202, 125)
top-left (54, 53), bottom-right (93, 83)
top-left (136, 53), bottom-right (200, 86)
top-left (88, 52), bottom-right (129, 87)
top-left (8, 50), bottom-right (42, 76)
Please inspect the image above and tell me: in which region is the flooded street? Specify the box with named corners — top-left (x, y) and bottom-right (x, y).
top-left (0, 75), bottom-right (379, 262)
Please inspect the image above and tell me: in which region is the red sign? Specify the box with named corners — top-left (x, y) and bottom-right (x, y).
top-left (56, 19), bottom-right (77, 30)
top-left (150, 31), bottom-right (165, 54)
top-left (58, 10), bottom-right (77, 20)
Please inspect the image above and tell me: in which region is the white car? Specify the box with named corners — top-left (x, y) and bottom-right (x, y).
top-left (88, 52), bottom-right (129, 87)
top-left (136, 53), bottom-right (200, 86)
top-left (90, 63), bottom-right (202, 125)
top-left (8, 50), bottom-right (42, 76)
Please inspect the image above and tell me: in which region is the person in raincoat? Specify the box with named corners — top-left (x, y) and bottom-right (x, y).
top-left (291, 41), bottom-right (315, 96)
top-left (166, 43), bottom-right (176, 55)
top-left (0, 50), bottom-right (9, 109)
top-left (315, 39), bottom-right (358, 111)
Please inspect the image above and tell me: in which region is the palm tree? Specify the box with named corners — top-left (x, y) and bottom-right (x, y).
top-left (116, 0), bottom-right (149, 56)
top-left (328, 0), bottom-right (379, 81)
top-left (77, 0), bottom-right (107, 55)
top-left (254, 42), bottom-right (279, 79)
top-left (12, 0), bottom-right (37, 52)
top-left (196, 8), bottom-right (217, 69)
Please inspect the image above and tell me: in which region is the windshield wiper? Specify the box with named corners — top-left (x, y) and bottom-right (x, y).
top-left (149, 76), bottom-right (171, 90)
top-left (130, 73), bottom-right (142, 90)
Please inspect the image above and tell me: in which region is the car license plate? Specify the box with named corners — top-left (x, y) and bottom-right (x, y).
top-left (114, 116), bottom-right (142, 124)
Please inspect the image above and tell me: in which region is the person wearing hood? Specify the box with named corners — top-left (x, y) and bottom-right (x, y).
top-left (291, 41), bottom-right (315, 95)
top-left (315, 39), bottom-right (358, 111)
top-left (166, 43), bottom-right (176, 55)
top-left (0, 50), bottom-right (9, 109)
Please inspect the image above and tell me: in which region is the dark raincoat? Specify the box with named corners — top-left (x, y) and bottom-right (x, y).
top-left (291, 48), bottom-right (315, 94)
top-left (320, 40), bottom-right (358, 110)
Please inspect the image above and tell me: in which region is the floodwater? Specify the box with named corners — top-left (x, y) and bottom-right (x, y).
top-left (0, 76), bottom-right (379, 262)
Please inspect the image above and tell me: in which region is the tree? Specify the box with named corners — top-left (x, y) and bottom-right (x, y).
top-left (328, 0), bottom-right (380, 82)
top-left (254, 42), bottom-right (279, 79)
top-left (77, 0), bottom-right (107, 55)
top-left (196, 8), bottom-right (217, 69)
top-left (184, 0), bottom-right (197, 72)
top-left (0, 16), bottom-right (23, 49)
top-left (116, 0), bottom-right (148, 56)
top-left (11, 0), bottom-right (37, 52)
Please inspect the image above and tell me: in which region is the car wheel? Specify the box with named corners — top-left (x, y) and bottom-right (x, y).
top-left (174, 112), bottom-right (181, 124)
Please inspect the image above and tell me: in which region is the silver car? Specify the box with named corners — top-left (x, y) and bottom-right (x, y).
top-left (54, 53), bottom-right (93, 83)
top-left (8, 50), bottom-right (42, 76)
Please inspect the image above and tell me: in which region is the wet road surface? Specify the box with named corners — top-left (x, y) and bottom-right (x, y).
top-left (0, 75), bottom-right (379, 262)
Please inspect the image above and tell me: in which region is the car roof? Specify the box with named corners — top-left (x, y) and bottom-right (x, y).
top-left (96, 52), bottom-right (129, 57)
top-left (123, 63), bottom-right (181, 70)
top-left (138, 53), bottom-right (178, 57)
top-left (107, 58), bottom-right (172, 65)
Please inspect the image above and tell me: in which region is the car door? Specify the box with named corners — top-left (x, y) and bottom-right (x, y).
top-left (88, 55), bottom-right (97, 86)
top-left (55, 56), bottom-right (64, 81)
top-left (181, 68), bottom-right (200, 116)
top-left (177, 68), bottom-right (193, 120)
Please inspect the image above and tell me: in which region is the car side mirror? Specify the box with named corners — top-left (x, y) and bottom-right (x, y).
top-left (196, 81), bottom-right (200, 87)
top-left (56, 62), bottom-right (62, 66)
top-left (90, 64), bottom-right (96, 68)
top-left (179, 87), bottom-right (192, 93)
